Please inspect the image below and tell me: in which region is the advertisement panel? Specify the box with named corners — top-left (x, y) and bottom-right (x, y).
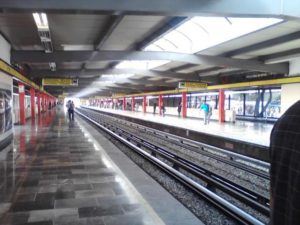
top-left (0, 71), bottom-right (13, 145)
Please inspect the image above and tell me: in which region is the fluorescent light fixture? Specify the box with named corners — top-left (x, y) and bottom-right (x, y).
top-left (41, 13), bottom-right (48, 27)
top-left (191, 92), bottom-right (219, 97)
top-left (49, 62), bottom-right (56, 71)
top-left (33, 13), bottom-right (49, 29)
top-left (134, 96), bottom-right (144, 100)
top-left (61, 44), bottom-right (94, 51)
top-left (163, 94), bottom-right (182, 98)
top-left (33, 13), bottom-right (42, 27)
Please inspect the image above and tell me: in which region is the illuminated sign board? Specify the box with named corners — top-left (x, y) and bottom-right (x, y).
top-left (42, 78), bottom-right (78, 86)
top-left (178, 81), bottom-right (207, 89)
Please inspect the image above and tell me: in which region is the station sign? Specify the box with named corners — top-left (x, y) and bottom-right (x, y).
top-left (42, 78), bottom-right (78, 86)
top-left (178, 81), bottom-right (207, 89)
top-left (112, 92), bottom-right (126, 97)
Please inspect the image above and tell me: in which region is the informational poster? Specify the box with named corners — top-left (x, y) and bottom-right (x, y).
top-left (0, 71), bottom-right (12, 145)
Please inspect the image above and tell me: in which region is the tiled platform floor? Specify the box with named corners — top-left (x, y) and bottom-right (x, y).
top-left (86, 106), bottom-right (273, 147)
top-left (0, 109), bottom-right (168, 225)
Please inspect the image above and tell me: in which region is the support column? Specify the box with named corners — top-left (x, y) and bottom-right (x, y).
top-left (158, 94), bottom-right (163, 116)
top-left (18, 83), bottom-right (25, 125)
top-left (30, 88), bottom-right (35, 120)
top-left (182, 92), bottom-right (187, 118)
top-left (143, 96), bottom-right (147, 113)
top-left (123, 97), bottom-right (126, 110)
top-left (218, 89), bottom-right (225, 123)
top-left (44, 94), bottom-right (46, 111)
top-left (45, 94), bottom-right (48, 110)
top-left (44, 94), bottom-right (47, 111)
top-left (131, 97), bottom-right (135, 111)
top-left (37, 92), bottom-right (41, 115)
top-left (41, 93), bottom-right (44, 112)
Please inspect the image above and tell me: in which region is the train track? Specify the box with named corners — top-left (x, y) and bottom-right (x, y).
top-left (82, 106), bottom-right (270, 179)
top-left (76, 107), bottom-right (269, 225)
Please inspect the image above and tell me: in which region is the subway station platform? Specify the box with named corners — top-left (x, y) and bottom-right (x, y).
top-left (0, 108), bottom-right (201, 225)
top-left (85, 106), bottom-right (273, 147)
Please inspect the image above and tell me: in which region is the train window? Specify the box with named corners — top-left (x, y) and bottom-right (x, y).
top-left (245, 91), bottom-right (258, 116)
top-left (264, 89), bottom-right (281, 118)
top-left (206, 95), bottom-right (217, 109)
top-left (230, 93), bottom-right (244, 115)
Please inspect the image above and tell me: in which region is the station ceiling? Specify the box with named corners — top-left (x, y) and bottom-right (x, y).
top-left (0, 0), bottom-right (300, 97)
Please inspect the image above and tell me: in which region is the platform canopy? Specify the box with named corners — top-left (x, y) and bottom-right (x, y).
top-left (1, 0), bottom-right (300, 96)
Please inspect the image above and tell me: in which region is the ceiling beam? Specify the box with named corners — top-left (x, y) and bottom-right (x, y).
top-left (107, 16), bottom-right (188, 69)
top-left (95, 15), bottom-right (124, 51)
top-left (198, 68), bottom-right (242, 77)
top-left (116, 78), bottom-right (177, 86)
top-left (261, 48), bottom-right (300, 64)
top-left (13, 50), bottom-right (289, 74)
top-left (82, 15), bottom-right (124, 69)
top-left (29, 68), bottom-right (195, 79)
top-left (134, 17), bottom-right (188, 50)
top-left (172, 28), bottom-right (300, 76)
top-left (170, 63), bottom-right (199, 72)
top-left (225, 31), bottom-right (300, 57)
top-left (0, 0), bottom-right (297, 18)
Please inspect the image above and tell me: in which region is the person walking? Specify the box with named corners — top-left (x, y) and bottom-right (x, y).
top-left (270, 100), bottom-right (300, 225)
top-left (68, 101), bottom-right (75, 121)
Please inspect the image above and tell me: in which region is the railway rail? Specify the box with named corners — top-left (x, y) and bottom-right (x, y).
top-left (76, 107), bottom-right (270, 225)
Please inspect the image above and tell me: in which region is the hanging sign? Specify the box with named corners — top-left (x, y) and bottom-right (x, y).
top-left (112, 92), bottom-right (127, 97)
top-left (42, 78), bottom-right (78, 86)
top-left (178, 81), bottom-right (207, 89)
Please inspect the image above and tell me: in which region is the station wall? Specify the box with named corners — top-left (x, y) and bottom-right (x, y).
top-left (0, 71), bottom-right (13, 150)
top-left (0, 34), bottom-right (10, 64)
top-left (281, 83), bottom-right (300, 114)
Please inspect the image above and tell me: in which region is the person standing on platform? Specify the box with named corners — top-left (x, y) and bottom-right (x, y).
top-left (161, 103), bottom-right (166, 117)
top-left (270, 100), bottom-right (300, 225)
top-left (153, 102), bottom-right (157, 114)
top-left (68, 101), bottom-right (75, 121)
top-left (200, 102), bottom-right (210, 125)
top-left (177, 102), bottom-right (182, 117)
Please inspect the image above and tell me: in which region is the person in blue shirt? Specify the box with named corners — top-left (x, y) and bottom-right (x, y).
top-left (200, 102), bottom-right (211, 125)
